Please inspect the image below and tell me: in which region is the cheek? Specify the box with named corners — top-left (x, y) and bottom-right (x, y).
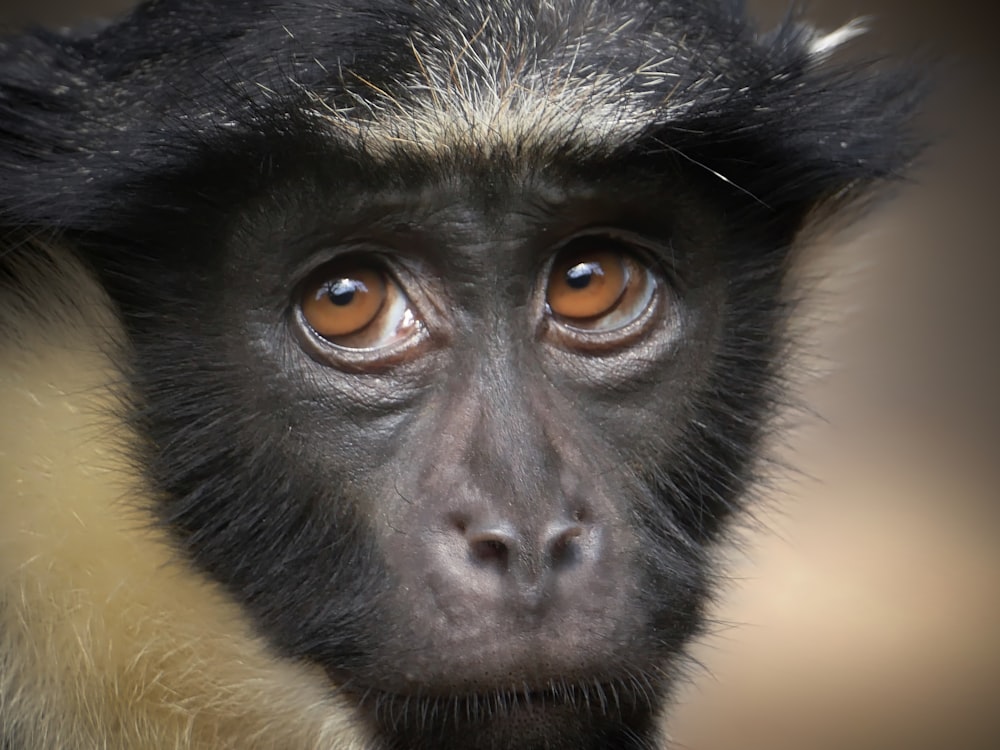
top-left (541, 309), bottom-right (726, 460)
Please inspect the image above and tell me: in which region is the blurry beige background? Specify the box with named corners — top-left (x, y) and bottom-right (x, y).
top-left (2, 1), bottom-right (997, 749)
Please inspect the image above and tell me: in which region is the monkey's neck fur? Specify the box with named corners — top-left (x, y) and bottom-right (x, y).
top-left (0, 247), bottom-right (374, 749)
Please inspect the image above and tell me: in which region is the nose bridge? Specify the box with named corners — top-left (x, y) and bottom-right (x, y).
top-left (462, 350), bottom-right (560, 514)
top-left (392, 338), bottom-right (616, 612)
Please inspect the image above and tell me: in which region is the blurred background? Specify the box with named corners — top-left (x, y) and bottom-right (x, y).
top-left (1, 1), bottom-right (997, 748)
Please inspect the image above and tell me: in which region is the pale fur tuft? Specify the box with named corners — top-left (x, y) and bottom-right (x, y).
top-left (303, 9), bottom-right (682, 161)
top-left (807, 19), bottom-right (868, 60)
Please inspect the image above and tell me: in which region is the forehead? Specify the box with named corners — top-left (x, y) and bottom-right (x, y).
top-left (105, 1), bottom-right (763, 162)
top-left (299, 2), bottom-right (710, 161)
top-left (78, 0), bottom-right (867, 216)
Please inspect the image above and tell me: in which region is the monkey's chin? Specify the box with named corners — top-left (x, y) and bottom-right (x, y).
top-left (352, 681), bottom-right (662, 750)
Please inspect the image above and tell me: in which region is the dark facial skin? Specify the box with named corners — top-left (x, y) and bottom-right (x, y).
top-left (89, 147), bottom-right (781, 749)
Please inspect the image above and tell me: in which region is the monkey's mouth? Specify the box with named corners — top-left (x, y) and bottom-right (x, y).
top-left (345, 675), bottom-right (661, 747)
top-left (346, 672), bottom-right (658, 723)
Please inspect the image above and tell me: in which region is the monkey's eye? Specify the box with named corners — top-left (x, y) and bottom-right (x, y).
top-left (546, 240), bottom-right (656, 334)
top-left (299, 259), bottom-right (420, 350)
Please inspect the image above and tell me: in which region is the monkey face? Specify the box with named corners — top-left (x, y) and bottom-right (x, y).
top-left (109, 151), bottom-right (777, 747)
top-left (0, 2), bottom-right (922, 749)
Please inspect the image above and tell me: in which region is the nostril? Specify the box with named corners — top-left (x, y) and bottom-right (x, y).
top-left (466, 526), bottom-right (518, 569)
top-left (545, 523), bottom-right (585, 566)
top-left (470, 537), bottom-right (509, 565)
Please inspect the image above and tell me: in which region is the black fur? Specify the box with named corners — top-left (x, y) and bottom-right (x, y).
top-left (0, 2), bottom-right (922, 749)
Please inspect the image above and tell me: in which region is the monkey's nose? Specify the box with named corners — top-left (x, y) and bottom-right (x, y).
top-left (460, 518), bottom-right (592, 576)
top-left (416, 510), bottom-right (616, 622)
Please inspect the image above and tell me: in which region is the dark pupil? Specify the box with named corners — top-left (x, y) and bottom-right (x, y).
top-left (565, 261), bottom-right (601, 289)
top-left (327, 278), bottom-right (365, 306)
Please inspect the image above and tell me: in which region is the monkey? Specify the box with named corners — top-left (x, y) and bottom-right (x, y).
top-left (0, 1), bottom-right (923, 748)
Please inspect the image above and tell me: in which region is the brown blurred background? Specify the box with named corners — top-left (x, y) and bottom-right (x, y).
top-left (2, 1), bottom-right (997, 749)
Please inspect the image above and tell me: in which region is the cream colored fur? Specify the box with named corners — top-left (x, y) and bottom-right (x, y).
top-left (303, 10), bottom-right (677, 161)
top-left (0, 247), bottom-right (372, 749)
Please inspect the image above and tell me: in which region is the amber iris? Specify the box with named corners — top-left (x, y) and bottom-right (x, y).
top-left (547, 250), bottom-right (628, 321)
top-left (301, 265), bottom-right (387, 339)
